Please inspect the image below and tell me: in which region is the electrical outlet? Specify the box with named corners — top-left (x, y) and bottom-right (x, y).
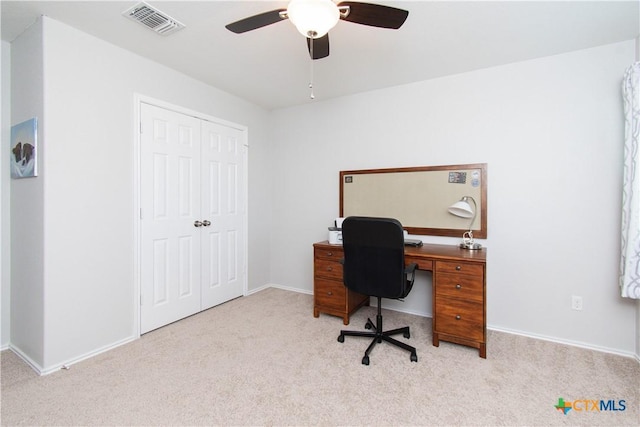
top-left (571, 295), bottom-right (583, 311)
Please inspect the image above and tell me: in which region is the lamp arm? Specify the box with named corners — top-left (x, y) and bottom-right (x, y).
top-left (458, 196), bottom-right (482, 250)
top-left (467, 196), bottom-right (477, 233)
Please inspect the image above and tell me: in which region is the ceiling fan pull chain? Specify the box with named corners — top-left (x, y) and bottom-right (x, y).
top-left (309, 36), bottom-right (315, 99)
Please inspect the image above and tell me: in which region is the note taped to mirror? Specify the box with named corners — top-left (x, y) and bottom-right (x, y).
top-left (339, 164), bottom-right (487, 238)
top-left (448, 172), bottom-right (467, 184)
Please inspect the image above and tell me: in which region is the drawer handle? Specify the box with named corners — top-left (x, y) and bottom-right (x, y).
top-left (327, 291), bottom-right (333, 296)
top-left (327, 252), bottom-right (333, 256)
top-left (455, 315), bottom-right (461, 320)
top-left (455, 284), bottom-right (462, 289)
top-left (455, 265), bottom-right (462, 271)
top-left (327, 267), bottom-right (333, 272)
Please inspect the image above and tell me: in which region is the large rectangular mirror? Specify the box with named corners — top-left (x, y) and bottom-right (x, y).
top-left (340, 163), bottom-right (487, 238)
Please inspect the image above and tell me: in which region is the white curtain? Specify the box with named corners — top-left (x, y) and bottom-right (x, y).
top-left (620, 62), bottom-right (640, 299)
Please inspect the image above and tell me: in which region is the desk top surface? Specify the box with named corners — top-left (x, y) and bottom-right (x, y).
top-left (314, 241), bottom-right (486, 264)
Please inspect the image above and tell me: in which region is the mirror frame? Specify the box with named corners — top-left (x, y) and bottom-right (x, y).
top-left (339, 163), bottom-right (487, 238)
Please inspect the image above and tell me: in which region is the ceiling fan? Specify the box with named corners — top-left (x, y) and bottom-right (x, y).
top-left (225, 0), bottom-right (409, 60)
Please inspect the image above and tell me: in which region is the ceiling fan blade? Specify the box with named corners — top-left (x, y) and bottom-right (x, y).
top-left (225, 9), bottom-right (287, 34)
top-left (307, 34), bottom-right (330, 60)
top-left (338, 2), bottom-right (408, 29)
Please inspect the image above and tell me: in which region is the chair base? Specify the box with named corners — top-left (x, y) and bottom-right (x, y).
top-left (337, 299), bottom-right (418, 365)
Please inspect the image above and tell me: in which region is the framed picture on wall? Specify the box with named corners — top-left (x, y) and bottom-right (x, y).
top-left (10, 117), bottom-right (38, 179)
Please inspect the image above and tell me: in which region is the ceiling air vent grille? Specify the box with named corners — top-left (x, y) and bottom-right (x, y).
top-left (123, 2), bottom-right (185, 36)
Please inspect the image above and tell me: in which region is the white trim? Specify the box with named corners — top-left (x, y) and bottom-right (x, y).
top-left (133, 94), bottom-right (142, 339)
top-left (378, 302), bottom-right (431, 318)
top-left (253, 283), bottom-right (313, 296)
top-left (488, 325), bottom-right (639, 362)
top-left (135, 94), bottom-right (248, 132)
top-left (10, 334), bottom-right (137, 375)
top-left (132, 94), bottom-right (249, 337)
top-left (8, 344), bottom-right (43, 374)
top-left (241, 138), bottom-right (249, 298)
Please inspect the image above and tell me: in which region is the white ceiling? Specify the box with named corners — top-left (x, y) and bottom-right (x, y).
top-left (2, 1), bottom-right (638, 110)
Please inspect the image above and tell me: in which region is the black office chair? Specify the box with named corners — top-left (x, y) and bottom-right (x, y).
top-left (337, 216), bottom-right (418, 365)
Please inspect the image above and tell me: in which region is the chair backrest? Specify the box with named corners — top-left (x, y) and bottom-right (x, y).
top-left (342, 216), bottom-right (408, 299)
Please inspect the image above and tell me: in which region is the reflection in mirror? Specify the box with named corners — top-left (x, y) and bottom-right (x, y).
top-left (340, 164), bottom-right (487, 238)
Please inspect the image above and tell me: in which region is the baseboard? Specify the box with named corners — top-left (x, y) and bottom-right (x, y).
top-left (8, 344), bottom-right (45, 375)
top-left (488, 325), bottom-right (639, 362)
top-left (250, 283), bottom-right (313, 296)
top-left (261, 284), bottom-right (640, 362)
top-left (376, 299), bottom-right (432, 318)
top-left (246, 283), bottom-right (273, 295)
top-left (10, 335), bottom-right (138, 376)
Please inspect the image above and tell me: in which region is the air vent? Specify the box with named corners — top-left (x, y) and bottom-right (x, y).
top-left (123, 2), bottom-right (185, 36)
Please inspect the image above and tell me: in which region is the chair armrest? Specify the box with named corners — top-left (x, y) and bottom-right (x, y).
top-left (405, 262), bottom-right (418, 292)
top-left (405, 263), bottom-right (418, 275)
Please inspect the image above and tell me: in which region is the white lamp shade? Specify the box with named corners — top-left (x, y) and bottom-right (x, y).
top-left (448, 200), bottom-right (474, 218)
top-left (287, 0), bottom-right (340, 38)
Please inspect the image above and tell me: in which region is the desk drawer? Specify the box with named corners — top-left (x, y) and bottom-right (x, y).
top-left (315, 246), bottom-right (344, 260)
top-left (435, 297), bottom-right (484, 341)
top-left (436, 273), bottom-right (483, 302)
top-left (314, 258), bottom-right (343, 280)
top-left (436, 261), bottom-right (484, 277)
top-left (406, 257), bottom-right (433, 271)
top-left (314, 278), bottom-right (346, 310)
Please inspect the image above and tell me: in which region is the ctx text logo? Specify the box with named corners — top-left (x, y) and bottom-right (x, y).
top-left (555, 397), bottom-right (626, 415)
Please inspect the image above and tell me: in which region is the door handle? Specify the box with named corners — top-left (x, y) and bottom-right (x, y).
top-left (194, 220), bottom-right (203, 227)
top-left (202, 220), bottom-right (211, 227)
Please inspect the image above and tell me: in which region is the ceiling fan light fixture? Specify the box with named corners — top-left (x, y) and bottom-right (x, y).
top-left (287, 0), bottom-right (340, 39)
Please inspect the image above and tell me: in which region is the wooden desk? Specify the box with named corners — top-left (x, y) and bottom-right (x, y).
top-left (313, 241), bottom-right (487, 358)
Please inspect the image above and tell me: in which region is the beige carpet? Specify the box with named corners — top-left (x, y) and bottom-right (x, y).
top-left (1, 287), bottom-right (638, 426)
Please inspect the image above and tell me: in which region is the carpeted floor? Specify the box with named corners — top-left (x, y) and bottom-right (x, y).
top-left (1, 287), bottom-right (638, 426)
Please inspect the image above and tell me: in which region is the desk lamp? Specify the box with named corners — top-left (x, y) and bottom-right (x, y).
top-left (448, 196), bottom-right (482, 250)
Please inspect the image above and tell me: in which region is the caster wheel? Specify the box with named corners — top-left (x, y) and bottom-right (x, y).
top-left (337, 334), bottom-right (344, 343)
top-left (362, 356), bottom-right (370, 365)
top-left (365, 320), bottom-right (373, 330)
top-left (403, 331), bottom-right (410, 339)
top-left (410, 353), bottom-right (418, 362)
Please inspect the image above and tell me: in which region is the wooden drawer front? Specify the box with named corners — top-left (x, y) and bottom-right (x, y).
top-left (435, 297), bottom-right (484, 341)
top-left (315, 247), bottom-right (344, 260)
top-left (314, 258), bottom-right (343, 280)
top-left (436, 273), bottom-right (483, 302)
top-left (404, 251), bottom-right (433, 271)
top-left (436, 261), bottom-right (484, 277)
top-left (315, 279), bottom-right (346, 310)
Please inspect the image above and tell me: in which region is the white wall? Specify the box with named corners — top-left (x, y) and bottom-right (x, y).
top-left (9, 16), bottom-right (272, 372)
top-left (9, 22), bottom-right (46, 367)
top-left (270, 40), bottom-right (638, 356)
top-left (1, 40), bottom-right (12, 349)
